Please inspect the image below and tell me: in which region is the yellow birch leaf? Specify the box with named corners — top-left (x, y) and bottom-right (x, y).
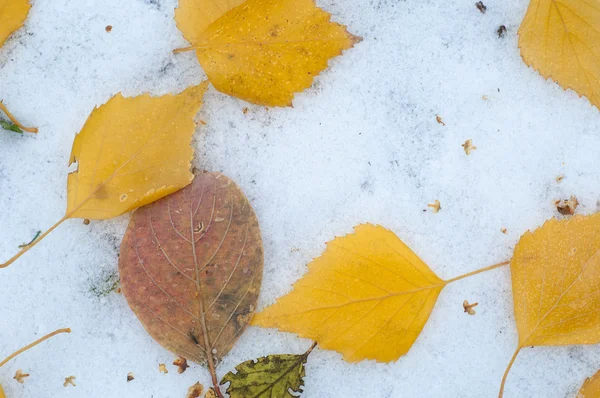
top-left (518, 0), bottom-right (600, 109)
top-left (499, 213), bottom-right (600, 397)
top-left (579, 370), bottom-right (600, 398)
top-left (175, 0), bottom-right (245, 43)
top-left (1, 82), bottom-right (208, 268)
top-left (175, 0), bottom-right (361, 107)
top-left (66, 82), bottom-right (207, 219)
top-left (0, 0), bottom-right (31, 48)
top-left (253, 224), bottom-right (454, 363)
top-left (0, 385), bottom-right (4, 398)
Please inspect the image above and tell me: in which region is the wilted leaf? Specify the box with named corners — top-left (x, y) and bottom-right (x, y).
top-left (1, 83), bottom-right (208, 268)
top-left (0, 120), bottom-right (23, 134)
top-left (0, 0), bottom-right (31, 48)
top-left (254, 224), bottom-right (474, 362)
top-left (175, 0), bottom-right (360, 106)
top-left (518, 0), bottom-right (600, 110)
top-left (119, 172), bottom-right (263, 387)
top-left (579, 370), bottom-right (600, 398)
top-left (499, 214), bottom-right (600, 396)
top-left (221, 346), bottom-right (314, 398)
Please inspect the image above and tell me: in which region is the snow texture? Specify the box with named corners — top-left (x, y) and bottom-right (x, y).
top-left (1, 0), bottom-right (600, 397)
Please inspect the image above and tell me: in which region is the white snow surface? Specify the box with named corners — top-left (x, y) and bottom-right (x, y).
top-left (1, 0), bottom-right (600, 397)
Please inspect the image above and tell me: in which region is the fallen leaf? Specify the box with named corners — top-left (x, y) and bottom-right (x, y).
top-left (13, 369), bottom-right (29, 383)
top-left (175, 0), bottom-right (360, 106)
top-left (105, 25), bottom-right (112, 32)
top-left (1, 83), bottom-right (208, 268)
top-left (518, 0), bottom-right (600, 110)
top-left (463, 300), bottom-right (478, 315)
top-left (0, 385), bottom-right (4, 398)
top-left (0, 102), bottom-right (37, 133)
top-left (119, 171), bottom-right (263, 394)
top-left (205, 388), bottom-right (217, 398)
top-left (159, 364), bottom-right (168, 374)
top-left (221, 344), bottom-right (315, 398)
top-left (253, 224), bottom-right (509, 362)
top-left (497, 25), bottom-right (507, 38)
top-left (556, 195), bottom-right (579, 215)
top-left (462, 139), bottom-right (476, 155)
top-left (499, 214), bottom-right (600, 396)
top-left (0, 0), bottom-right (31, 48)
top-left (173, 357), bottom-right (189, 373)
top-left (63, 376), bottom-right (76, 387)
top-left (187, 382), bottom-right (204, 398)
top-left (127, 372), bottom-right (134, 382)
top-left (556, 174), bottom-right (565, 183)
top-left (427, 200), bottom-right (441, 213)
top-left (476, 1), bottom-right (487, 13)
top-left (436, 115), bottom-right (445, 126)
top-left (578, 370), bottom-right (600, 398)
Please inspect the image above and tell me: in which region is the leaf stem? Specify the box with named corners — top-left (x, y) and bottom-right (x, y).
top-left (173, 46), bottom-right (195, 54)
top-left (0, 216), bottom-right (68, 268)
top-left (498, 346), bottom-right (521, 398)
top-left (445, 260), bottom-right (511, 285)
top-left (0, 101), bottom-right (38, 133)
top-left (304, 341), bottom-right (318, 357)
top-left (0, 328), bottom-right (71, 368)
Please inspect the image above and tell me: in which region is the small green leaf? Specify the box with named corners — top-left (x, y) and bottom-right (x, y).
top-left (0, 119), bottom-right (23, 133)
top-left (221, 353), bottom-right (309, 398)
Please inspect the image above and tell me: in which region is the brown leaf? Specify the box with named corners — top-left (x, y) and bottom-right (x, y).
top-left (556, 196), bottom-right (579, 215)
top-left (173, 357), bottom-right (189, 373)
top-left (187, 382), bottom-right (204, 398)
top-left (13, 369), bottom-right (29, 383)
top-left (119, 171), bottom-right (264, 370)
top-left (63, 376), bottom-right (76, 387)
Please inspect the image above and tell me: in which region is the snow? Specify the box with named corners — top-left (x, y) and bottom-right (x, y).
top-left (1, 0), bottom-right (600, 397)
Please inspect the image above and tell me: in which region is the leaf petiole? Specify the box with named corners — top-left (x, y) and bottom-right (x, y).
top-left (0, 328), bottom-right (71, 368)
top-left (0, 102), bottom-right (38, 134)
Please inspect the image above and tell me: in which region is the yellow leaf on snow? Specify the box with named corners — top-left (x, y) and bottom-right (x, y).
top-left (0, 0), bottom-right (31, 48)
top-left (500, 213), bottom-right (600, 396)
top-left (0, 385), bottom-right (4, 398)
top-left (579, 370), bottom-right (600, 398)
top-left (1, 83), bottom-right (208, 268)
top-left (518, 0), bottom-right (600, 109)
top-left (252, 224), bottom-right (446, 363)
top-left (67, 82), bottom-right (208, 220)
top-left (175, 0), bottom-right (360, 107)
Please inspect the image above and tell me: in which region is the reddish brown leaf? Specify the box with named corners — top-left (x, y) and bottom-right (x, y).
top-left (119, 171), bottom-right (263, 372)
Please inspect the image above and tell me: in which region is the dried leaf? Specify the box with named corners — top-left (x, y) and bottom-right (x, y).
top-left (0, 0), bottom-right (31, 48)
top-left (187, 382), bottom-right (204, 398)
top-left (159, 364), bottom-right (168, 374)
top-left (499, 214), bottom-right (600, 396)
top-left (119, 171), bottom-right (264, 372)
top-left (175, 0), bottom-right (360, 106)
top-left (1, 83), bottom-right (208, 268)
top-left (463, 300), bottom-right (478, 315)
top-left (578, 370), bottom-right (600, 398)
top-left (556, 195), bottom-right (579, 215)
top-left (63, 376), bottom-right (76, 387)
top-left (518, 0), bottom-right (600, 110)
top-left (221, 351), bottom-right (312, 398)
top-left (205, 388), bottom-right (217, 398)
top-left (173, 357), bottom-right (189, 373)
top-left (253, 224), bottom-right (446, 362)
top-left (427, 200), bottom-right (441, 213)
top-left (462, 139), bottom-right (476, 155)
top-left (13, 369), bottom-right (29, 383)
top-left (127, 372), bottom-right (134, 382)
